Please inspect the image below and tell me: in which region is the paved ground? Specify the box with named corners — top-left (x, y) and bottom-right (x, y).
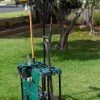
top-left (0, 4), bottom-right (24, 13)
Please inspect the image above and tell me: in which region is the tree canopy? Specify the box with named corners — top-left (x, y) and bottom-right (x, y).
top-left (53, 0), bottom-right (100, 49)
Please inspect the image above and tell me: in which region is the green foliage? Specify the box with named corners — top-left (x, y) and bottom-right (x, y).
top-left (60, 0), bottom-right (82, 10)
top-left (93, 10), bottom-right (100, 25)
top-left (81, 0), bottom-right (100, 8)
top-left (57, 0), bottom-right (99, 10)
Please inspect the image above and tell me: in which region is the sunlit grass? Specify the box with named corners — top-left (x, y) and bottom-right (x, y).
top-left (0, 11), bottom-right (28, 19)
top-left (0, 1), bottom-right (15, 4)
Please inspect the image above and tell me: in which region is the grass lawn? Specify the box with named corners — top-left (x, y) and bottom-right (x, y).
top-left (0, 29), bottom-right (100, 100)
top-left (0, 1), bottom-right (15, 4)
top-left (0, 11), bottom-right (28, 19)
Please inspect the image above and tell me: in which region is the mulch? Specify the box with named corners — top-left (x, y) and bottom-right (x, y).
top-left (0, 23), bottom-right (99, 37)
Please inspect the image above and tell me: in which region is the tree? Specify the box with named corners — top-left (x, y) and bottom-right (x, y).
top-left (83, 0), bottom-right (99, 35)
top-left (53, 0), bottom-right (99, 49)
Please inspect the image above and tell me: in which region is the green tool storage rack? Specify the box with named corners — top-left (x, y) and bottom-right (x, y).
top-left (18, 61), bottom-right (62, 100)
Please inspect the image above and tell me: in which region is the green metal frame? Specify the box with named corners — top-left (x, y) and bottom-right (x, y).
top-left (18, 61), bottom-right (62, 100)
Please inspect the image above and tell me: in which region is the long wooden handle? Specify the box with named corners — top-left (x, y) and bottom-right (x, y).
top-left (29, 9), bottom-right (35, 61)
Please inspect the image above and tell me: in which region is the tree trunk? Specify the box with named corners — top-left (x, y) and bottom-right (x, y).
top-left (88, 7), bottom-right (94, 35)
top-left (59, 8), bottom-right (85, 49)
top-left (84, 7), bottom-right (94, 35)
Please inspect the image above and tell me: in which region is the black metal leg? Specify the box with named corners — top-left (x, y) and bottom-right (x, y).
top-left (42, 77), bottom-right (45, 100)
top-left (42, 77), bottom-right (47, 100)
top-left (42, 77), bottom-right (46, 91)
top-left (59, 74), bottom-right (61, 100)
top-left (47, 76), bottom-right (51, 100)
top-left (20, 77), bottom-right (23, 100)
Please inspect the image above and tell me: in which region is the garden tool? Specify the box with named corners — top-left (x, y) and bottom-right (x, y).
top-left (43, 6), bottom-right (57, 99)
top-left (28, 5), bottom-right (35, 62)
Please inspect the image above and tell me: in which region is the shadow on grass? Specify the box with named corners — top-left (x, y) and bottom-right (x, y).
top-left (62, 95), bottom-right (78, 100)
top-left (32, 40), bottom-right (100, 61)
top-left (0, 27), bottom-right (59, 39)
top-left (69, 86), bottom-right (100, 96)
top-left (61, 94), bottom-right (100, 100)
top-left (0, 30), bottom-right (100, 61)
top-left (61, 86), bottom-right (100, 100)
top-left (87, 94), bottom-right (100, 100)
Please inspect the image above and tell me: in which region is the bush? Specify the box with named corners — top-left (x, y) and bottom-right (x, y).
top-left (93, 10), bottom-right (100, 25)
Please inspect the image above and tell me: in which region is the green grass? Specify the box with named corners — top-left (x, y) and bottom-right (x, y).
top-left (0, 29), bottom-right (100, 100)
top-left (0, 1), bottom-right (15, 4)
top-left (0, 11), bottom-right (28, 19)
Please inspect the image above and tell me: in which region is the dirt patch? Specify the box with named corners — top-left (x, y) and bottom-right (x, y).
top-left (0, 23), bottom-right (99, 37)
top-left (0, 16), bottom-right (29, 31)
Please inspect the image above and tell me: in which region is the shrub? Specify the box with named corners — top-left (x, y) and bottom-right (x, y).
top-left (93, 10), bottom-right (100, 25)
